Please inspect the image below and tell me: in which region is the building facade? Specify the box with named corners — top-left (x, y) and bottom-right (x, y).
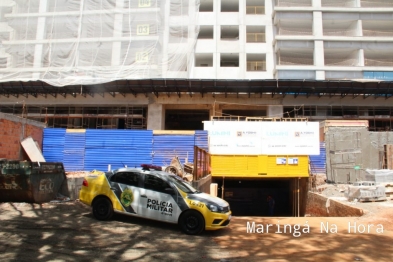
top-left (0, 0), bottom-right (392, 131)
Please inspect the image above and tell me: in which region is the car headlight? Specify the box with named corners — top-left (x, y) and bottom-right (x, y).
top-left (207, 204), bottom-right (225, 213)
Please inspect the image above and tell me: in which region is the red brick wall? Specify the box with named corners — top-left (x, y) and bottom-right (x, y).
top-left (306, 192), bottom-right (364, 217)
top-left (0, 116), bottom-right (44, 160)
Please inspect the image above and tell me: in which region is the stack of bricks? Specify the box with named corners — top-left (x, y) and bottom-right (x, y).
top-left (0, 113), bottom-right (45, 160)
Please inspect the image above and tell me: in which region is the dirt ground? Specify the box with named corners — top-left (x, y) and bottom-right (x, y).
top-left (1, 199), bottom-right (393, 262)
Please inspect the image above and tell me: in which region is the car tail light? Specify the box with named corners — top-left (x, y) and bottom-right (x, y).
top-left (82, 179), bottom-right (88, 187)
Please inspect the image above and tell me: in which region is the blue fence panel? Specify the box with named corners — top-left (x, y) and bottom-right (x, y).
top-left (152, 135), bottom-right (195, 166)
top-left (194, 130), bottom-right (208, 152)
top-left (43, 128), bottom-right (66, 162)
top-left (309, 142), bottom-right (326, 174)
top-left (364, 71), bottom-right (393, 80)
top-left (84, 130), bottom-right (153, 171)
top-left (63, 131), bottom-right (85, 171)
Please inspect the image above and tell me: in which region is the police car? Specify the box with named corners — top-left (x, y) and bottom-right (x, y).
top-left (79, 164), bottom-right (231, 235)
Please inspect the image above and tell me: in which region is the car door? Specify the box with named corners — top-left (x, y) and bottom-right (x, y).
top-left (139, 174), bottom-right (179, 223)
top-left (109, 171), bottom-right (142, 216)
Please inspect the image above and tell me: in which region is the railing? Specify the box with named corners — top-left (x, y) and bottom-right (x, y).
top-left (211, 116), bottom-right (309, 121)
top-left (246, 117), bottom-right (308, 122)
top-left (247, 61), bottom-right (266, 71)
top-left (211, 116), bottom-right (247, 121)
top-left (246, 6), bottom-right (265, 14)
top-left (246, 33), bottom-right (265, 42)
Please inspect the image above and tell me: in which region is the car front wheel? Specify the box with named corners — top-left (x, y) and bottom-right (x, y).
top-left (92, 197), bottom-right (113, 220)
top-left (179, 210), bottom-right (205, 235)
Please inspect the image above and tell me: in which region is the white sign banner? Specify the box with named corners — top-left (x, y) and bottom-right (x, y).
top-left (204, 121), bottom-right (320, 155)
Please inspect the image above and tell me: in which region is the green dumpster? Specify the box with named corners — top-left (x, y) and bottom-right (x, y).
top-left (0, 160), bottom-right (66, 203)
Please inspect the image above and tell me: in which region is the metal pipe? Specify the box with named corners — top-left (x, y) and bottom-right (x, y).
top-left (298, 177), bottom-right (300, 217)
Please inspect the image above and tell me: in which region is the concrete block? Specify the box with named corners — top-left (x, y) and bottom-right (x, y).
top-left (59, 177), bottom-right (85, 200)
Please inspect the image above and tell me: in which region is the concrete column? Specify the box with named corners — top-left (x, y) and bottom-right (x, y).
top-left (314, 40), bottom-right (324, 66)
top-left (313, 11), bottom-right (323, 38)
top-left (312, 0), bottom-right (322, 8)
top-left (267, 105), bottom-right (283, 118)
top-left (357, 20), bottom-right (363, 37)
top-left (147, 103), bottom-right (165, 130)
top-left (265, 0), bottom-right (273, 13)
top-left (239, 0), bottom-right (245, 78)
top-left (188, 0), bottom-right (198, 77)
top-left (111, 0), bottom-right (124, 66)
top-left (33, 0), bottom-right (48, 79)
top-left (359, 49), bottom-right (364, 66)
top-left (314, 39), bottom-right (325, 80)
top-left (313, 11), bottom-right (324, 79)
top-left (162, 0), bottom-right (170, 76)
top-left (316, 70), bottom-right (325, 80)
top-left (214, 0), bottom-right (219, 76)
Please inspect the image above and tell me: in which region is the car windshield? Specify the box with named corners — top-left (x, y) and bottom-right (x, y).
top-left (167, 175), bottom-right (199, 194)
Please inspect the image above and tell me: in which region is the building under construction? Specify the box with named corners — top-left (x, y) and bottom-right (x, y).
top-left (0, 0), bottom-right (393, 217)
top-left (0, 0), bottom-right (392, 130)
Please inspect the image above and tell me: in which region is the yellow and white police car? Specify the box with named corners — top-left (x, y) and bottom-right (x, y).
top-left (79, 164), bottom-right (231, 235)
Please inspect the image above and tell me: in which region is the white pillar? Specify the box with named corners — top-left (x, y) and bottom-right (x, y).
top-left (359, 49), bottom-right (364, 66)
top-left (313, 11), bottom-right (325, 80)
top-left (111, 0), bottom-right (124, 66)
top-left (33, 0), bottom-right (48, 79)
top-left (312, 0), bottom-right (322, 8)
top-left (313, 11), bottom-right (323, 37)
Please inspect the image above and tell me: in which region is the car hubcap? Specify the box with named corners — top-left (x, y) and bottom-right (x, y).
top-left (98, 204), bottom-right (107, 215)
top-left (186, 216), bottom-right (198, 229)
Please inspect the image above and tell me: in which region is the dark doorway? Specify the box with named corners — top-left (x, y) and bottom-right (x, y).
top-left (212, 178), bottom-right (292, 216)
top-left (165, 110), bottom-right (209, 130)
top-left (222, 110), bottom-right (266, 118)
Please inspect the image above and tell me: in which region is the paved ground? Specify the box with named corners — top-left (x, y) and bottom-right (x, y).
top-left (1, 200), bottom-right (393, 262)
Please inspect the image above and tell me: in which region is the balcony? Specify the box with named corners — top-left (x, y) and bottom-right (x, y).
top-left (276, 20), bottom-right (313, 36)
top-left (274, 0), bottom-right (311, 7)
top-left (364, 51), bottom-right (393, 67)
top-left (362, 21), bottom-right (393, 37)
top-left (321, 0), bottom-right (357, 7)
top-left (361, 0), bottom-right (393, 7)
top-left (324, 50), bottom-right (359, 66)
top-left (277, 50), bottom-right (313, 66)
top-left (323, 20), bottom-right (359, 37)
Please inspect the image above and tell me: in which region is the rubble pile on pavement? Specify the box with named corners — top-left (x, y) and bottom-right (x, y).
top-left (65, 170), bottom-right (105, 178)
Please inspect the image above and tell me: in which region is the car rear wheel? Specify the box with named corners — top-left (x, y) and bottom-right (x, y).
top-left (179, 210), bottom-right (205, 235)
top-left (92, 197), bottom-right (113, 220)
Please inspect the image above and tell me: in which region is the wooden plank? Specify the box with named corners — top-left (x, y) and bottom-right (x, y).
top-left (21, 136), bottom-right (46, 162)
top-left (387, 144), bottom-right (393, 170)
